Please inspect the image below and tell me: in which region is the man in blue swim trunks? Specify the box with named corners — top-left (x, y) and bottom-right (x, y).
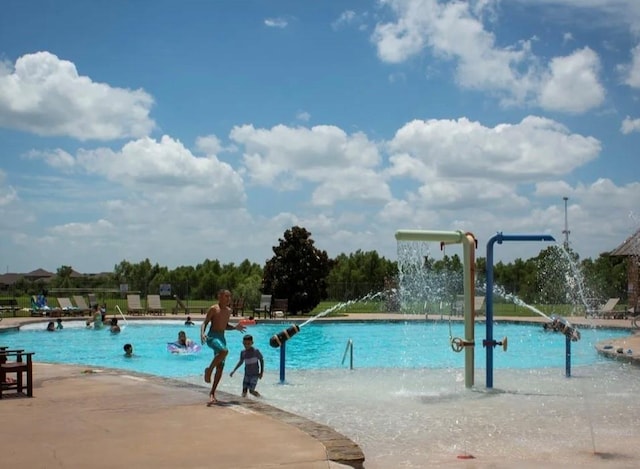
top-left (200, 289), bottom-right (246, 406)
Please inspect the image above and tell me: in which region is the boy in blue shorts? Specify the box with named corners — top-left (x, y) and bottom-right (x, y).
top-left (230, 334), bottom-right (264, 397)
top-left (200, 289), bottom-right (246, 405)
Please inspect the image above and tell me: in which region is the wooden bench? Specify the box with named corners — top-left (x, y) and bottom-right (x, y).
top-left (0, 298), bottom-right (19, 317)
top-left (1, 349), bottom-right (35, 398)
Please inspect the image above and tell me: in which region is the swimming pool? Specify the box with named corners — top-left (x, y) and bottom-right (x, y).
top-left (4, 318), bottom-right (639, 468)
top-left (1, 319), bottom-right (630, 377)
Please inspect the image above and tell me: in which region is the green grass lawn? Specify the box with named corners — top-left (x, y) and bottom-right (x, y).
top-left (309, 301), bottom-right (583, 318)
top-left (0, 295), bottom-right (612, 319)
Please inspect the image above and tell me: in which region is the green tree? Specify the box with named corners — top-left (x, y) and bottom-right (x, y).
top-left (51, 265), bottom-right (75, 289)
top-left (262, 226), bottom-right (334, 314)
top-left (326, 250), bottom-right (396, 300)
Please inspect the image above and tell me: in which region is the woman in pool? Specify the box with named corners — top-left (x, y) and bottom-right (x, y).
top-left (86, 304), bottom-right (103, 329)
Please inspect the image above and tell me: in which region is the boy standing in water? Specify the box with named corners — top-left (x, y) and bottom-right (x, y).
top-left (230, 334), bottom-right (264, 397)
top-left (200, 289), bottom-right (245, 406)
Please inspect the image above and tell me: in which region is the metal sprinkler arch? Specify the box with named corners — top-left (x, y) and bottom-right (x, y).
top-left (484, 232), bottom-right (555, 389)
top-left (395, 229), bottom-right (477, 389)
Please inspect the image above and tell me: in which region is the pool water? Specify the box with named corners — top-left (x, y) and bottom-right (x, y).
top-left (1, 319), bottom-right (629, 378)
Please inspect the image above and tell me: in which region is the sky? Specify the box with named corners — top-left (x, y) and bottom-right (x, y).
top-left (1, 0), bottom-right (639, 274)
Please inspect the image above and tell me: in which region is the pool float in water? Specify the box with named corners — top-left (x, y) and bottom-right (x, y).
top-left (239, 318), bottom-right (256, 326)
top-left (167, 342), bottom-right (201, 354)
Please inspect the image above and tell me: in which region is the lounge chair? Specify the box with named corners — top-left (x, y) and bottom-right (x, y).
top-left (72, 295), bottom-right (92, 316)
top-left (588, 298), bottom-right (620, 319)
top-left (146, 294), bottom-right (165, 315)
top-left (171, 295), bottom-right (206, 315)
top-left (271, 298), bottom-right (289, 318)
top-left (451, 296), bottom-right (463, 317)
top-left (30, 295), bottom-right (47, 317)
top-left (253, 295), bottom-right (273, 319)
top-left (88, 293), bottom-right (98, 308)
top-left (56, 297), bottom-right (78, 316)
top-left (474, 296), bottom-right (485, 316)
top-left (232, 297), bottom-right (245, 317)
top-left (127, 294), bottom-right (145, 315)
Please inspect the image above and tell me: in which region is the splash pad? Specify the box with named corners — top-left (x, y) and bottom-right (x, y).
top-left (239, 227), bottom-right (640, 466)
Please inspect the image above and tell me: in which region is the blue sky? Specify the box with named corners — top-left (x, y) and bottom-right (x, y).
top-left (1, 0), bottom-right (639, 274)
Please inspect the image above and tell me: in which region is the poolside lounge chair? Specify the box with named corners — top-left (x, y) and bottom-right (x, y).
top-left (589, 298), bottom-right (620, 319)
top-left (72, 296), bottom-right (92, 316)
top-left (146, 294), bottom-right (165, 315)
top-left (474, 296), bottom-right (485, 316)
top-left (271, 298), bottom-right (288, 318)
top-left (88, 293), bottom-right (98, 308)
top-left (232, 297), bottom-right (245, 317)
top-left (171, 295), bottom-right (206, 315)
top-left (127, 294), bottom-right (145, 315)
top-left (29, 295), bottom-right (47, 317)
top-left (56, 297), bottom-right (78, 316)
top-left (254, 295), bottom-right (272, 319)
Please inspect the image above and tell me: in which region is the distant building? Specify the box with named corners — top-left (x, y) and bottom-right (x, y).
top-left (610, 228), bottom-right (640, 312)
top-left (0, 268), bottom-right (110, 291)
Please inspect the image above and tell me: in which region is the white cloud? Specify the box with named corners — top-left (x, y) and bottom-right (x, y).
top-left (534, 180), bottom-right (574, 197)
top-left (0, 52), bottom-right (155, 140)
top-left (371, 0), bottom-right (606, 113)
top-left (621, 44), bottom-right (640, 88)
top-left (332, 10), bottom-right (357, 30)
top-left (74, 135), bottom-right (246, 208)
top-left (621, 116), bottom-right (640, 134)
top-left (50, 219), bottom-right (116, 237)
top-left (513, 0), bottom-right (640, 35)
top-left (538, 47), bottom-right (605, 113)
top-left (388, 116), bottom-right (601, 182)
top-left (296, 111), bottom-right (311, 122)
top-left (195, 135), bottom-right (224, 155)
top-left (24, 148), bottom-right (76, 170)
top-left (230, 124), bottom-right (389, 205)
top-left (264, 18), bottom-right (288, 28)
top-left (332, 10), bottom-right (369, 31)
top-left (0, 170), bottom-right (18, 207)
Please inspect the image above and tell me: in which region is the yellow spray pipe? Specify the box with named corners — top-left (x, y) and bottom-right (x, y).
top-left (395, 229), bottom-right (477, 388)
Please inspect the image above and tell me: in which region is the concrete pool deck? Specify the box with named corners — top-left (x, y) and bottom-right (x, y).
top-left (1, 313), bottom-right (639, 468)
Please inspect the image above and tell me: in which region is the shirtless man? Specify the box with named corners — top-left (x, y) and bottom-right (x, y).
top-left (201, 289), bottom-right (246, 405)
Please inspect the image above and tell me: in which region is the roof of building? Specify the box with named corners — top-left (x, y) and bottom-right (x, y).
top-left (610, 227), bottom-right (640, 257)
top-left (24, 268), bottom-right (55, 278)
top-left (0, 273), bottom-right (23, 285)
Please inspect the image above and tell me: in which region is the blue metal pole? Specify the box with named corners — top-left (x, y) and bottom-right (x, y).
top-left (485, 233), bottom-right (555, 388)
top-left (485, 233), bottom-right (500, 389)
top-left (279, 341), bottom-right (286, 384)
top-left (565, 336), bottom-right (571, 377)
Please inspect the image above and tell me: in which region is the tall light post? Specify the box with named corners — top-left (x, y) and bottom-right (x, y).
top-left (562, 196), bottom-right (570, 249)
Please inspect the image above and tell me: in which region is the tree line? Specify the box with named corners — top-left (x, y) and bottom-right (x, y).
top-left (7, 226), bottom-right (629, 314)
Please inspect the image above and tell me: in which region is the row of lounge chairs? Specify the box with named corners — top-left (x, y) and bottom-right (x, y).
top-left (28, 294), bottom-right (255, 317)
top-left (30, 294), bottom-right (97, 317)
top-left (31, 294), bottom-right (171, 317)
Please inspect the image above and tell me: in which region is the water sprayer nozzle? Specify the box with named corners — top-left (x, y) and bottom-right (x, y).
top-left (269, 324), bottom-right (301, 348)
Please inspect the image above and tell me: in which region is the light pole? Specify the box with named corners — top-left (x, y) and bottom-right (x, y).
top-left (562, 197), bottom-right (570, 249)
